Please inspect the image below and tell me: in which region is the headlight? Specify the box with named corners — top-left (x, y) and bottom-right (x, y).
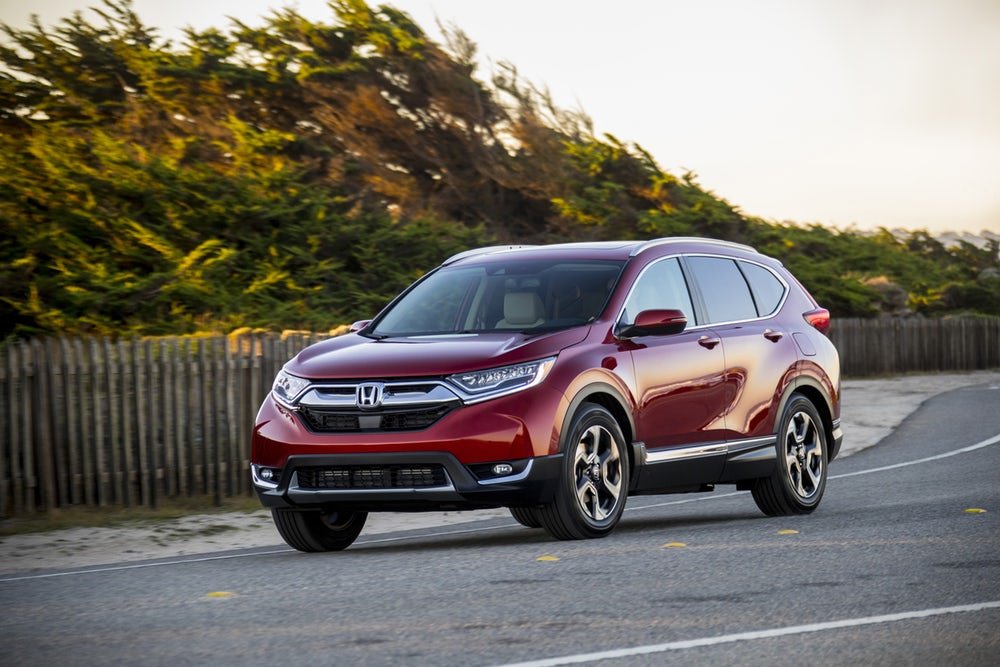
top-left (448, 357), bottom-right (556, 402)
top-left (272, 369), bottom-right (311, 406)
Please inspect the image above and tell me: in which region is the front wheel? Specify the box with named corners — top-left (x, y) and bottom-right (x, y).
top-left (271, 508), bottom-right (367, 552)
top-left (752, 395), bottom-right (828, 516)
top-left (538, 404), bottom-right (630, 540)
top-left (509, 506), bottom-right (543, 528)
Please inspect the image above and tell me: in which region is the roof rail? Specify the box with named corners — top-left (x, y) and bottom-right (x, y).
top-left (442, 245), bottom-right (536, 265)
top-left (629, 237), bottom-right (757, 257)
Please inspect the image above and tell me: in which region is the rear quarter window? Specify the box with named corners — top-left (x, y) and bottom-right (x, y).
top-left (738, 261), bottom-right (787, 316)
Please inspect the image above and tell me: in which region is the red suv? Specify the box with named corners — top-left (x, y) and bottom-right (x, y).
top-left (252, 238), bottom-right (841, 551)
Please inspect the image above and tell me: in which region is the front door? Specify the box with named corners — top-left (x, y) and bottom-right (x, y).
top-left (620, 257), bottom-right (729, 490)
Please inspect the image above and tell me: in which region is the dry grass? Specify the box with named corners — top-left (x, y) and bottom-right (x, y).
top-left (0, 495), bottom-right (264, 537)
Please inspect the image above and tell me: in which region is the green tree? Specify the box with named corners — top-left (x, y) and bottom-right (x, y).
top-left (1, 0), bottom-right (997, 338)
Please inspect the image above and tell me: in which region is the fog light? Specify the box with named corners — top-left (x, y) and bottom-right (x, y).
top-left (492, 463), bottom-right (514, 476)
top-left (252, 465), bottom-right (282, 488)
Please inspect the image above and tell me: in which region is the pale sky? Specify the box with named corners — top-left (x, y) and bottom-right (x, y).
top-left (3, 0), bottom-right (999, 233)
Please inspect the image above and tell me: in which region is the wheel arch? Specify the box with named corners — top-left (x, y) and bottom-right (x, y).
top-left (559, 383), bottom-right (636, 475)
top-left (786, 378), bottom-right (836, 460)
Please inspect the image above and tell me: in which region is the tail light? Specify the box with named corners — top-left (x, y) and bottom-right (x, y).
top-left (803, 308), bottom-right (831, 335)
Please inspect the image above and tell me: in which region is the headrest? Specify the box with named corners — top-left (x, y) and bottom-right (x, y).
top-left (503, 292), bottom-right (544, 325)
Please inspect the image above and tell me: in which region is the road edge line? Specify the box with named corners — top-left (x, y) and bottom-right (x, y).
top-left (496, 600), bottom-right (1000, 667)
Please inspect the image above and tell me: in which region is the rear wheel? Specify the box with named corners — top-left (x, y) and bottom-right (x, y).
top-left (538, 404), bottom-right (630, 540)
top-left (508, 506), bottom-right (542, 528)
top-left (271, 508), bottom-right (367, 552)
top-left (752, 395), bottom-right (827, 516)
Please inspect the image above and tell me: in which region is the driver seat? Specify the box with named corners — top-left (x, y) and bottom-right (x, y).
top-left (496, 292), bottom-right (545, 329)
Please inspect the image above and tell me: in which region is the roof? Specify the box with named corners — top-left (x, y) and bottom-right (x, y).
top-left (442, 237), bottom-right (758, 266)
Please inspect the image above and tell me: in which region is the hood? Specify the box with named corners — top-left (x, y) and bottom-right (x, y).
top-left (285, 327), bottom-right (590, 380)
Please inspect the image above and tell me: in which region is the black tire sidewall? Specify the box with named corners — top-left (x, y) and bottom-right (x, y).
top-left (776, 396), bottom-right (827, 510)
top-left (557, 403), bottom-right (630, 534)
top-left (272, 508), bottom-right (367, 551)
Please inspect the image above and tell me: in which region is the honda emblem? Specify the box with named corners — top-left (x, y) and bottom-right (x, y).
top-left (356, 382), bottom-right (385, 409)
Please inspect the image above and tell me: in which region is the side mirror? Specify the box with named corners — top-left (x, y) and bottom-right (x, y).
top-left (349, 319), bottom-right (372, 333)
top-left (617, 309), bottom-right (687, 338)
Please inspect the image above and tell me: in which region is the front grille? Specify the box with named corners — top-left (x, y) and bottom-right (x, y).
top-left (297, 464), bottom-right (449, 489)
top-left (299, 405), bottom-right (452, 433)
top-left (305, 413), bottom-right (360, 431)
top-left (379, 407), bottom-right (451, 430)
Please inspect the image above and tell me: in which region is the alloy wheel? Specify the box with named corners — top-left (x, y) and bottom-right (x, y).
top-left (783, 411), bottom-right (824, 500)
top-left (573, 424), bottom-right (624, 521)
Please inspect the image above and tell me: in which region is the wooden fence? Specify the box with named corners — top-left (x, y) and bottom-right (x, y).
top-left (0, 317), bottom-right (998, 516)
top-left (830, 316), bottom-right (1000, 376)
top-left (0, 333), bottom-right (328, 517)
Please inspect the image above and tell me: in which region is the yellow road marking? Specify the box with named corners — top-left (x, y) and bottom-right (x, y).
top-left (206, 591), bottom-right (234, 598)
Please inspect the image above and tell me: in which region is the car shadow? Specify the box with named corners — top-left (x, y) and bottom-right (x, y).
top-left (343, 509), bottom-right (766, 554)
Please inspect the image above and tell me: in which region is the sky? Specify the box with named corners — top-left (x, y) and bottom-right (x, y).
top-left (2, 0), bottom-right (999, 234)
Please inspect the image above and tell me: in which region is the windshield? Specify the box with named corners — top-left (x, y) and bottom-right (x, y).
top-left (370, 259), bottom-right (625, 337)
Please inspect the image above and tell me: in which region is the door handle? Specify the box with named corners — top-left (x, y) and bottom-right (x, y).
top-left (763, 329), bottom-right (784, 342)
top-left (698, 335), bottom-right (721, 350)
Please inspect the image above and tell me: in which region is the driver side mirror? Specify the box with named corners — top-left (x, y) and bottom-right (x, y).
top-left (616, 309), bottom-right (688, 339)
top-left (349, 319), bottom-right (372, 333)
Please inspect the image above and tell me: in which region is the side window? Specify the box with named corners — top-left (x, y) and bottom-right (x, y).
top-left (623, 258), bottom-right (695, 323)
top-left (739, 261), bottom-right (786, 317)
top-left (685, 256), bottom-right (757, 323)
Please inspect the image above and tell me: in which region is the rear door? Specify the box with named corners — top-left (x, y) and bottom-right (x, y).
top-left (683, 256), bottom-right (798, 444)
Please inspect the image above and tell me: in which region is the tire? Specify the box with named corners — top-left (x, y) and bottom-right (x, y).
top-left (271, 508), bottom-right (368, 552)
top-left (752, 395), bottom-right (828, 516)
top-left (509, 506), bottom-right (543, 528)
top-left (538, 403), bottom-right (630, 540)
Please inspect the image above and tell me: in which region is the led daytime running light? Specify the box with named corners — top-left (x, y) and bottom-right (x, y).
top-left (450, 357), bottom-right (556, 395)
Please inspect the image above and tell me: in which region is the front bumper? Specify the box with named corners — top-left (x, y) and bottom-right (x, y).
top-left (253, 452), bottom-right (564, 512)
top-left (252, 382), bottom-right (566, 468)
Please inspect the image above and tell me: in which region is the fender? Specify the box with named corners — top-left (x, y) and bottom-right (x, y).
top-left (788, 373), bottom-right (842, 461)
top-left (555, 377), bottom-right (644, 490)
top-left (788, 374), bottom-right (835, 416)
top-left (558, 381), bottom-right (636, 447)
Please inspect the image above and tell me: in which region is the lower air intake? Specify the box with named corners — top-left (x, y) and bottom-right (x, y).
top-left (296, 464), bottom-right (449, 489)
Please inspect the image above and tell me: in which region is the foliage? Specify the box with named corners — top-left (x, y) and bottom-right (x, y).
top-left (1, 1), bottom-right (997, 338)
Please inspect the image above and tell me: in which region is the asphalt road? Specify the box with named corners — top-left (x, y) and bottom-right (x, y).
top-left (2, 381), bottom-right (999, 666)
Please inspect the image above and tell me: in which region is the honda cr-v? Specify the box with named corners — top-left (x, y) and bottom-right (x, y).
top-left (252, 237), bottom-right (842, 551)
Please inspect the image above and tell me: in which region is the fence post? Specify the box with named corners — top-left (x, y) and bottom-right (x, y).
top-left (146, 338), bottom-right (161, 507)
top-left (174, 338), bottom-right (189, 498)
top-left (30, 340), bottom-right (56, 513)
top-left (212, 336), bottom-right (224, 505)
top-left (71, 338), bottom-right (94, 507)
top-left (161, 339), bottom-right (176, 500)
top-left (49, 338), bottom-right (69, 507)
top-left (224, 335), bottom-right (238, 497)
top-left (89, 338), bottom-right (109, 506)
top-left (0, 345), bottom-right (7, 517)
top-left (20, 343), bottom-right (35, 512)
top-left (133, 340), bottom-right (150, 507)
top-left (196, 338), bottom-right (209, 499)
top-left (118, 340), bottom-right (135, 507)
top-left (3, 345), bottom-right (18, 516)
top-left (104, 339), bottom-right (123, 505)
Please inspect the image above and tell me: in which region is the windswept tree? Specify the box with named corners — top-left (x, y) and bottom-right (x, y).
top-left (1, 1), bottom-right (996, 338)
